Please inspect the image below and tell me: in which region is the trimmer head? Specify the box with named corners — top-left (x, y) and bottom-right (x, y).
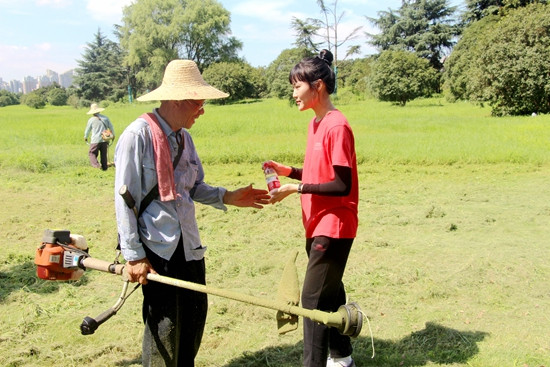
top-left (337, 302), bottom-right (363, 338)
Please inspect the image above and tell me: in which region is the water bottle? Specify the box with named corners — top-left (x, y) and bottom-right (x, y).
top-left (263, 162), bottom-right (281, 194)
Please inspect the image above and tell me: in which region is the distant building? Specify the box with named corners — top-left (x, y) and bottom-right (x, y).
top-left (38, 74), bottom-right (53, 89)
top-left (10, 80), bottom-right (23, 93)
top-left (59, 69), bottom-right (74, 88)
top-left (22, 76), bottom-right (38, 94)
top-left (0, 68), bottom-right (74, 94)
top-left (0, 78), bottom-right (23, 93)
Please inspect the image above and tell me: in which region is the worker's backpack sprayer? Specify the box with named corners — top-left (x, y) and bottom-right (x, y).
top-left (34, 228), bottom-right (365, 339)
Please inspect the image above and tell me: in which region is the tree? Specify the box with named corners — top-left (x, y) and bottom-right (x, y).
top-left (291, 17), bottom-right (322, 54)
top-left (22, 92), bottom-right (46, 109)
top-left (264, 48), bottom-right (311, 100)
top-left (446, 3), bottom-right (550, 115)
top-left (291, 0), bottom-right (363, 67)
top-left (0, 90), bottom-right (19, 107)
top-left (118, 0), bottom-right (242, 93)
top-left (370, 50), bottom-right (438, 106)
top-left (74, 29), bottom-right (127, 102)
top-left (337, 57), bottom-right (374, 96)
top-left (47, 88), bottom-right (68, 106)
top-left (203, 62), bottom-right (267, 103)
top-left (368, 0), bottom-right (459, 72)
top-left (462, 0), bottom-right (548, 23)
top-left (443, 16), bottom-right (497, 102)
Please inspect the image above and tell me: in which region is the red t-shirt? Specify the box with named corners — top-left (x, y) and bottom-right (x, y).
top-left (301, 110), bottom-right (359, 238)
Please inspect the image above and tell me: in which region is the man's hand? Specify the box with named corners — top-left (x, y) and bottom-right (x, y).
top-left (223, 184), bottom-right (270, 209)
top-left (125, 257), bottom-right (157, 285)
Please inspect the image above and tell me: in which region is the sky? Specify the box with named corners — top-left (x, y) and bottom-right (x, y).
top-left (0, 0), bottom-right (464, 82)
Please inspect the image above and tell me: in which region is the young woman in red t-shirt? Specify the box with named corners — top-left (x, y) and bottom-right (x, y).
top-left (266, 49), bottom-right (358, 367)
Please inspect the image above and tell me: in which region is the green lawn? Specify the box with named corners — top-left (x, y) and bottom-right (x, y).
top-left (0, 98), bottom-right (548, 366)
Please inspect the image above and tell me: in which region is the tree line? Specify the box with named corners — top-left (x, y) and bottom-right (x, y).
top-left (2, 0), bottom-right (549, 116)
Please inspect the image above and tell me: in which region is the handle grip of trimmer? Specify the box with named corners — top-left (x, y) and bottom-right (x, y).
top-left (80, 308), bottom-right (117, 335)
top-left (119, 184), bottom-right (138, 218)
top-left (119, 185), bottom-right (135, 208)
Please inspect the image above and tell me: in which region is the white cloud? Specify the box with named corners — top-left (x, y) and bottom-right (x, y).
top-left (86, 0), bottom-right (133, 23)
top-left (37, 42), bottom-right (52, 51)
top-left (36, 0), bottom-right (72, 7)
top-left (232, 0), bottom-right (305, 23)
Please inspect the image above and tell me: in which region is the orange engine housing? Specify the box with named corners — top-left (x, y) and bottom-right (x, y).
top-left (35, 230), bottom-right (84, 281)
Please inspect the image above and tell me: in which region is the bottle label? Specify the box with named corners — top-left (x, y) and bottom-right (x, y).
top-left (266, 176), bottom-right (280, 192)
top-left (263, 163), bottom-right (280, 193)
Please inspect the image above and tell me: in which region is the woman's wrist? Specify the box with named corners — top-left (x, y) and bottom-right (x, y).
top-left (297, 183), bottom-right (303, 194)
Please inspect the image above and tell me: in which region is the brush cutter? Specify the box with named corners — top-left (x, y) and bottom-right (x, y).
top-left (34, 229), bottom-right (363, 338)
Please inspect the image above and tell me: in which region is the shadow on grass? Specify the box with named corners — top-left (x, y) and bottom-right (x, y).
top-left (114, 355), bottom-right (142, 367)
top-left (222, 322), bottom-right (488, 367)
top-left (0, 257), bottom-right (91, 302)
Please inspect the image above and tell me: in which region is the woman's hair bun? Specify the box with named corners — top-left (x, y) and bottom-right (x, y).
top-left (318, 49), bottom-right (333, 67)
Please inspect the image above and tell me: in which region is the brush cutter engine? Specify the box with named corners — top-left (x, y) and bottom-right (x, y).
top-left (34, 229), bottom-right (89, 281)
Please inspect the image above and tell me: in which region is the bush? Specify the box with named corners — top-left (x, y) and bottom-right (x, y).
top-left (0, 90), bottom-right (19, 107)
top-left (338, 57), bottom-right (374, 97)
top-left (47, 88), bottom-right (68, 106)
top-left (67, 95), bottom-right (80, 108)
top-left (443, 17), bottom-right (498, 102)
top-left (445, 3), bottom-right (550, 116)
top-left (23, 92), bottom-right (46, 109)
top-left (264, 48), bottom-right (310, 100)
top-left (370, 50), bottom-right (439, 106)
top-left (203, 62), bottom-right (266, 103)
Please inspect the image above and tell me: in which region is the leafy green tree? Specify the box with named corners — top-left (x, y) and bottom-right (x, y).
top-left (264, 48), bottom-right (311, 100)
top-left (370, 50), bottom-right (438, 106)
top-left (118, 0), bottom-right (242, 94)
top-left (448, 3), bottom-right (550, 115)
top-left (368, 0), bottom-right (459, 72)
top-left (23, 92), bottom-right (46, 109)
top-left (443, 16), bottom-right (498, 102)
top-left (202, 62), bottom-right (267, 103)
top-left (291, 17), bottom-right (322, 54)
top-left (74, 29), bottom-right (126, 102)
top-left (338, 57), bottom-right (374, 96)
top-left (47, 88), bottom-right (68, 106)
top-left (0, 90), bottom-right (19, 107)
top-left (462, 0), bottom-right (547, 23)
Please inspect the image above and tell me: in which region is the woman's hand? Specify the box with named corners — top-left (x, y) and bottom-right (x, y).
top-left (224, 184), bottom-right (270, 209)
top-left (268, 183), bottom-right (300, 204)
top-left (264, 160), bottom-right (292, 177)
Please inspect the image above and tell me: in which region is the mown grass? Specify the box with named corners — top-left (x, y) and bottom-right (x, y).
top-left (0, 97), bottom-right (549, 367)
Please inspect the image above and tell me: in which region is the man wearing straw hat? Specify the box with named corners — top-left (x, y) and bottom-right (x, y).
top-left (84, 103), bottom-right (115, 170)
top-left (114, 59), bottom-right (270, 366)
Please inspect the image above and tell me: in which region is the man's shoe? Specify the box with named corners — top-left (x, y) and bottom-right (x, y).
top-left (327, 356), bottom-right (356, 367)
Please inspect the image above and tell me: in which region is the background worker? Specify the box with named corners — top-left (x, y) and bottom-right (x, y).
top-left (114, 59), bottom-right (269, 367)
top-left (84, 103), bottom-right (114, 170)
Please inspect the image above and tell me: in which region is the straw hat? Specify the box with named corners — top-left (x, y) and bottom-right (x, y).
top-left (87, 103), bottom-right (105, 115)
top-left (137, 59), bottom-right (229, 101)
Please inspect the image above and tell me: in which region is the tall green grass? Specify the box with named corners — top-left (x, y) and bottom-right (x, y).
top-left (1, 97), bottom-right (549, 172)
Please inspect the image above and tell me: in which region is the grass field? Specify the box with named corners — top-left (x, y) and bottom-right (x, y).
top-left (0, 97), bottom-right (549, 366)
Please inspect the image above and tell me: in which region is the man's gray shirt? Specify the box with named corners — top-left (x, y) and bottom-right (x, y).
top-left (114, 109), bottom-right (227, 262)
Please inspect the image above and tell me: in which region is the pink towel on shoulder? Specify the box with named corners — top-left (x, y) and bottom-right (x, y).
top-left (141, 113), bottom-right (177, 201)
